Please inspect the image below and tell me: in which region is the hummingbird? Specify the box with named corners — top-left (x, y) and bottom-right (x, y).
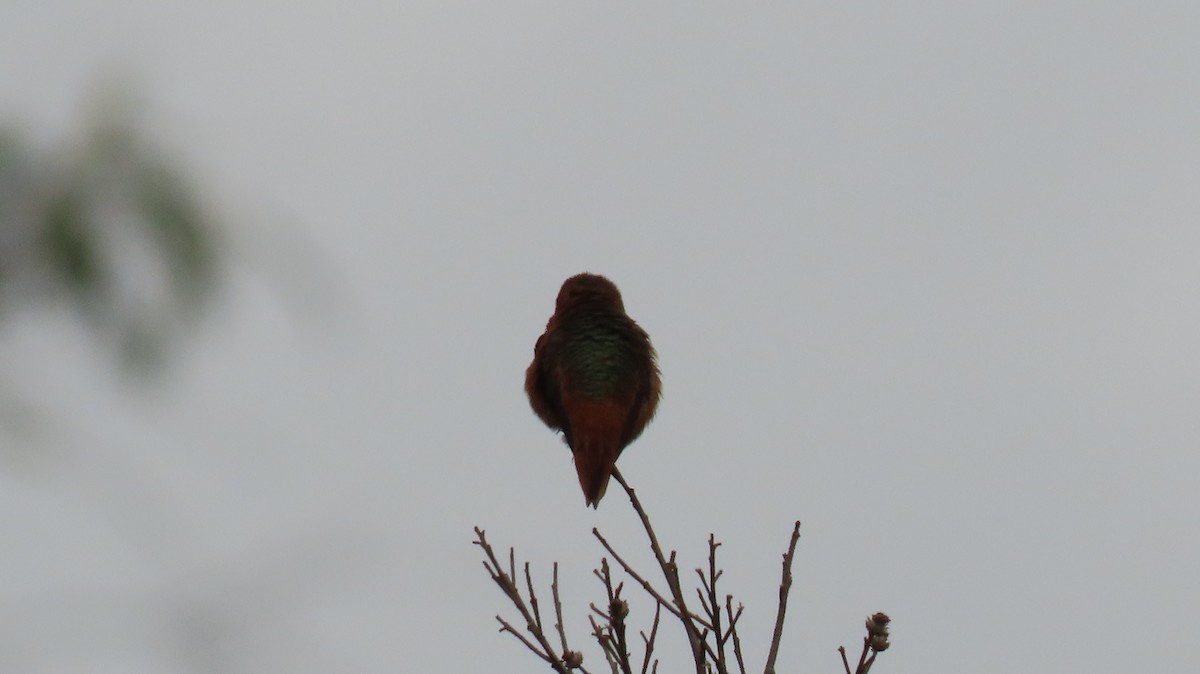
top-left (525, 273), bottom-right (661, 507)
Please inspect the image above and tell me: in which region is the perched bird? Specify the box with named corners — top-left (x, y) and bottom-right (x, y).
top-left (525, 273), bottom-right (661, 507)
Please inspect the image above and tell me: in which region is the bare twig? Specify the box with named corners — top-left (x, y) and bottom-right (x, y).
top-left (592, 528), bottom-right (724, 671)
top-left (611, 598), bottom-right (634, 674)
top-left (592, 529), bottom-right (713, 631)
top-left (590, 559), bottom-right (635, 674)
top-left (589, 614), bottom-right (620, 674)
top-left (701, 535), bottom-right (729, 674)
top-left (838, 645), bottom-right (853, 674)
top-left (639, 603), bottom-right (662, 674)
top-left (526, 563), bottom-right (543, 631)
top-left (478, 485), bottom-right (883, 674)
top-left (474, 527), bottom-right (583, 674)
top-left (611, 468), bottom-right (708, 674)
top-left (498, 615), bottom-right (552, 660)
top-left (763, 521), bottom-right (802, 674)
top-left (554, 563), bottom-right (570, 654)
top-left (694, 586), bottom-right (711, 621)
top-left (725, 596), bottom-right (747, 674)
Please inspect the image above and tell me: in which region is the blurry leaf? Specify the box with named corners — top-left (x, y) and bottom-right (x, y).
top-left (41, 182), bottom-right (103, 300)
top-left (0, 85), bottom-right (223, 378)
top-left (135, 161), bottom-right (216, 308)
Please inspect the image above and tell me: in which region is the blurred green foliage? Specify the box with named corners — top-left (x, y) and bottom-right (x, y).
top-left (0, 96), bottom-right (220, 374)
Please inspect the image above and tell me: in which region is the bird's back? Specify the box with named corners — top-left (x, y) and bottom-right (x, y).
top-left (557, 308), bottom-right (645, 399)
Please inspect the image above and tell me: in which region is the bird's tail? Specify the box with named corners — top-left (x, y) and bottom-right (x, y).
top-left (564, 399), bottom-right (627, 507)
top-left (563, 393), bottom-right (631, 507)
top-left (572, 432), bottom-right (619, 508)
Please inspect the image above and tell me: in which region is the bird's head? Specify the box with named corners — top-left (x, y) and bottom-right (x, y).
top-left (555, 273), bottom-right (626, 314)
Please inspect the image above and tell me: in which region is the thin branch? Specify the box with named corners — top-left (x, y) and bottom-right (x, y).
top-left (763, 521), bottom-right (802, 674)
top-left (611, 468), bottom-right (709, 674)
top-left (694, 585), bottom-right (713, 623)
top-left (591, 559), bottom-right (635, 674)
top-left (553, 562), bottom-right (570, 654)
top-left (592, 527), bottom-right (724, 669)
top-left (473, 527), bottom-right (576, 674)
top-left (703, 535), bottom-right (729, 674)
top-left (611, 598), bottom-right (634, 674)
top-left (592, 528), bottom-right (713, 631)
top-left (498, 615), bottom-right (552, 661)
top-left (855, 639), bottom-right (870, 674)
top-left (639, 602), bottom-right (662, 674)
top-left (526, 562), bottom-right (543, 632)
top-left (589, 614), bottom-right (620, 674)
top-left (725, 596), bottom-right (747, 674)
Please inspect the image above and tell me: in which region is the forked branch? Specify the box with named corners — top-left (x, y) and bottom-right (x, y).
top-left (473, 527), bottom-right (588, 673)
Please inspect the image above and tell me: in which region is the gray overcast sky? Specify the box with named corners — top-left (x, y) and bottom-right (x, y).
top-left (2, 2), bottom-right (1198, 672)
